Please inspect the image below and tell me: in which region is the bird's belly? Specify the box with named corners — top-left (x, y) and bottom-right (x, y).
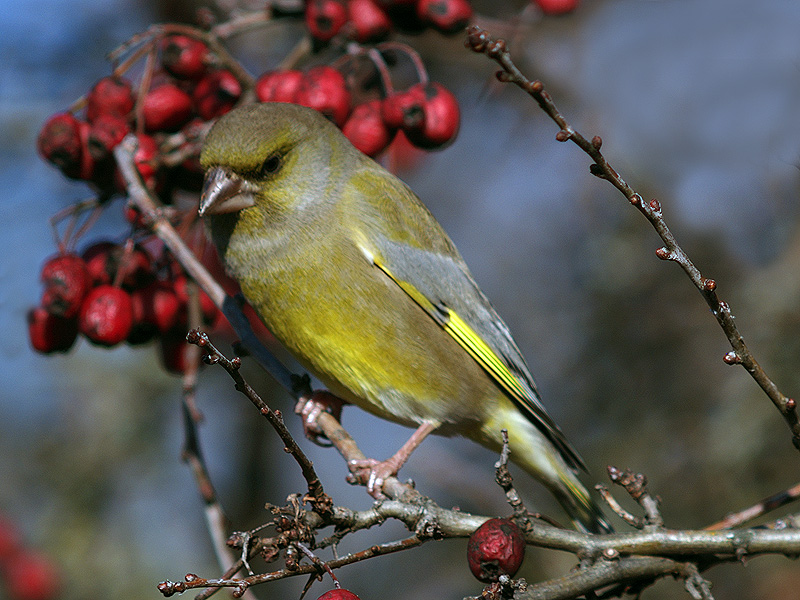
top-left (239, 261), bottom-right (496, 435)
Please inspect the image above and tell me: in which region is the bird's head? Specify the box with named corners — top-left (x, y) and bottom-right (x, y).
top-left (199, 102), bottom-right (348, 218)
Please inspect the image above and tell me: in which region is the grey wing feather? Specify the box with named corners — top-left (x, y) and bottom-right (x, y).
top-left (373, 231), bottom-right (586, 472)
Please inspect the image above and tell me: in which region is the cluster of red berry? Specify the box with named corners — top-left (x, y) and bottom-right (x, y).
top-left (31, 0), bottom-right (581, 376)
top-left (256, 64), bottom-right (460, 157)
top-left (36, 34), bottom-right (239, 197)
top-left (304, 0), bottom-right (472, 43)
top-left (31, 25), bottom-right (463, 368)
top-left (28, 241), bottom-right (220, 374)
top-left (0, 518), bottom-right (60, 600)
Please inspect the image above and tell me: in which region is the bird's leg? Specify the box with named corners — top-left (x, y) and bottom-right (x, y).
top-left (294, 390), bottom-right (345, 446)
top-left (348, 421), bottom-right (437, 499)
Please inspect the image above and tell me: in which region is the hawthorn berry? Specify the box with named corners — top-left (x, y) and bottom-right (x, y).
top-left (161, 35), bottom-right (209, 81)
top-left (381, 89), bottom-right (425, 133)
top-left (305, 0), bottom-right (348, 42)
top-left (117, 244), bottom-right (154, 290)
top-left (130, 281), bottom-right (183, 334)
top-left (36, 113), bottom-right (83, 179)
top-left (343, 100), bottom-right (395, 157)
top-left (173, 275), bottom-right (219, 325)
top-left (114, 133), bottom-right (160, 190)
top-left (27, 307), bottom-right (79, 354)
top-left (0, 517), bottom-right (21, 562)
top-left (124, 205), bottom-right (147, 229)
top-left (81, 241), bottom-right (117, 286)
top-left (403, 82), bottom-right (460, 149)
top-left (79, 285), bottom-right (134, 347)
top-left (40, 253), bottom-right (91, 318)
top-left (158, 328), bottom-right (190, 374)
top-left (87, 113), bottom-right (130, 162)
top-left (193, 70), bottom-right (242, 120)
top-left (316, 589), bottom-right (361, 600)
top-left (347, 0), bottom-right (391, 42)
top-left (255, 69), bottom-right (305, 104)
top-left (86, 76), bottom-right (135, 122)
top-left (466, 518), bottom-right (525, 583)
top-left (295, 66), bottom-right (351, 127)
top-left (142, 83), bottom-right (194, 132)
top-left (416, 0), bottom-right (473, 34)
top-left (533, 0), bottom-right (579, 14)
top-left (75, 120), bottom-right (97, 181)
top-left (2, 551), bottom-right (60, 600)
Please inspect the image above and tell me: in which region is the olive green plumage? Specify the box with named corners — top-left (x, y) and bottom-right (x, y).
top-left (199, 102), bottom-right (610, 533)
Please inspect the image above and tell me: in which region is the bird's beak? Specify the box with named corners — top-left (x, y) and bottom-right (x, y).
top-left (199, 167), bottom-right (256, 217)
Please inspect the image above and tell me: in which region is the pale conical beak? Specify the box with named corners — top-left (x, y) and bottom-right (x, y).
top-left (199, 167), bottom-right (256, 217)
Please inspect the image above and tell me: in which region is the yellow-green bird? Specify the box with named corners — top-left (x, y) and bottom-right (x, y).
top-left (199, 102), bottom-right (610, 533)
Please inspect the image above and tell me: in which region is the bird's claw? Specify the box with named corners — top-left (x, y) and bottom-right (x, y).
top-left (347, 457), bottom-right (402, 499)
top-left (294, 390), bottom-right (344, 447)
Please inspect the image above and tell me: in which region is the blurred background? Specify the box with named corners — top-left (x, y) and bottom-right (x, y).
top-left (3, 0), bottom-right (800, 598)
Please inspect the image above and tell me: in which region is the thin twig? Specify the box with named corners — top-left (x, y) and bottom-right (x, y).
top-left (465, 25), bottom-right (800, 450)
top-left (158, 537), bottom-right (423, 597)
top-left (113, 136), bottom-right (226, 308)
top-left (705, 481), bottom-right (800, 530)
top-left (185, 330), bottom-right (330, 511)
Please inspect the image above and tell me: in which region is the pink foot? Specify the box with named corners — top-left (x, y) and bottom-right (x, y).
top-left (347, 456), bottom-right (406, 499)
top-left (294, 390), bottom-right (344, 446)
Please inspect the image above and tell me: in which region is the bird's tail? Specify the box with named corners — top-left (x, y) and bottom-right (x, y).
top-left (483, 408), bottom-right (613, 534)
top-left (550, 465), bottom-right (613, 534)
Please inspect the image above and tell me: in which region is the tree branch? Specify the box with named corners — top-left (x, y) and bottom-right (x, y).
top-left (465, 25), bottom-right (800, 450)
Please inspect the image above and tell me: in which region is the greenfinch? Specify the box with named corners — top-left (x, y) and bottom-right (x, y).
top-left (199, 102), bottom-right (610, 533)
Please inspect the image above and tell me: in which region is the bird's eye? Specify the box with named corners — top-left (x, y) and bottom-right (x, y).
top-left (260, 153), bottom-right (283, 177)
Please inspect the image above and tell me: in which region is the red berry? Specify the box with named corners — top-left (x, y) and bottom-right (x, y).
top-left (0, 517), bottom-right (21, 562)
top-left (533, 0), bottom-right (579, 14)
top-left (2, 551), bottom-right (60, 600)
top-left (142, 83), bottom-right (193, 132)
top-left (79, 285), bottom-right (134, 347)
top-left (27, 307), bottom-right (78, 354)
top-left (416, 0), bottom-right (472, 34)
top-left (347, 0), bottom-right (391, 42)
top-left (173, 275), bottom-right (219, 325)
top-left (124, 205), bottom-right (147, 229)
top-left (158, 328), bottom-right (190, 375)
top-left (305, 0), bottom-right (348, 42)
top-left (161, 35), bottom-right (209, 81)
top-left (255, 69), bottom-right (305, 104)
top-left (193, 70), bottom-right (242, 120)
top-left (86, 76), bottom-right (135, 122)
top-left (381, 88), bottom-right (425, 132)
top-left (82, 242), bottom-right (155, 291)
top-left (88, 113), bottom-right (130, 162)
top-left (36, 113), bottom-right (83, 179)
top-left (114, 133), bottom-right (160, 190)
top-left (404, 82), bottom-right (460, 149)
top-left (343, 100), bottom-right (395, 157)
top-left (467, 518), bottom-right (525, 583)
top-left (131, 281), bottom-right (183, 334)
top-left (118, 245), bottom-right (155, 290)
top-left (74, 120), bottom-right (97, 181)
top-left (40, 254), bottom-right (91, 318)
top-left (385, 130), bottom-right (423, 171)
top-left (317, 589), bottom-right (361, 600)
top-left (296, 66), bottom-right (351, 127)
top-left (81, 242), bottom-right (117, 286)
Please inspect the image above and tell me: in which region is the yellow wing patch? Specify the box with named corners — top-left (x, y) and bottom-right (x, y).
top-left (372, 258), bottom-right (536, 408)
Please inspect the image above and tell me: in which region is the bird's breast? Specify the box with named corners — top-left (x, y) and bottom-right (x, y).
top-left (225, 230), bottom-right (496, 433)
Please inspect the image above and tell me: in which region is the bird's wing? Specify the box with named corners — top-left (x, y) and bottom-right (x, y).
top-left (351, 173), bottom-right (586, 471)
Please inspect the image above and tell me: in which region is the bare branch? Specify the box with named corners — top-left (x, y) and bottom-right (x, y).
top-left (465, 25), bottom-right (800, 450)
